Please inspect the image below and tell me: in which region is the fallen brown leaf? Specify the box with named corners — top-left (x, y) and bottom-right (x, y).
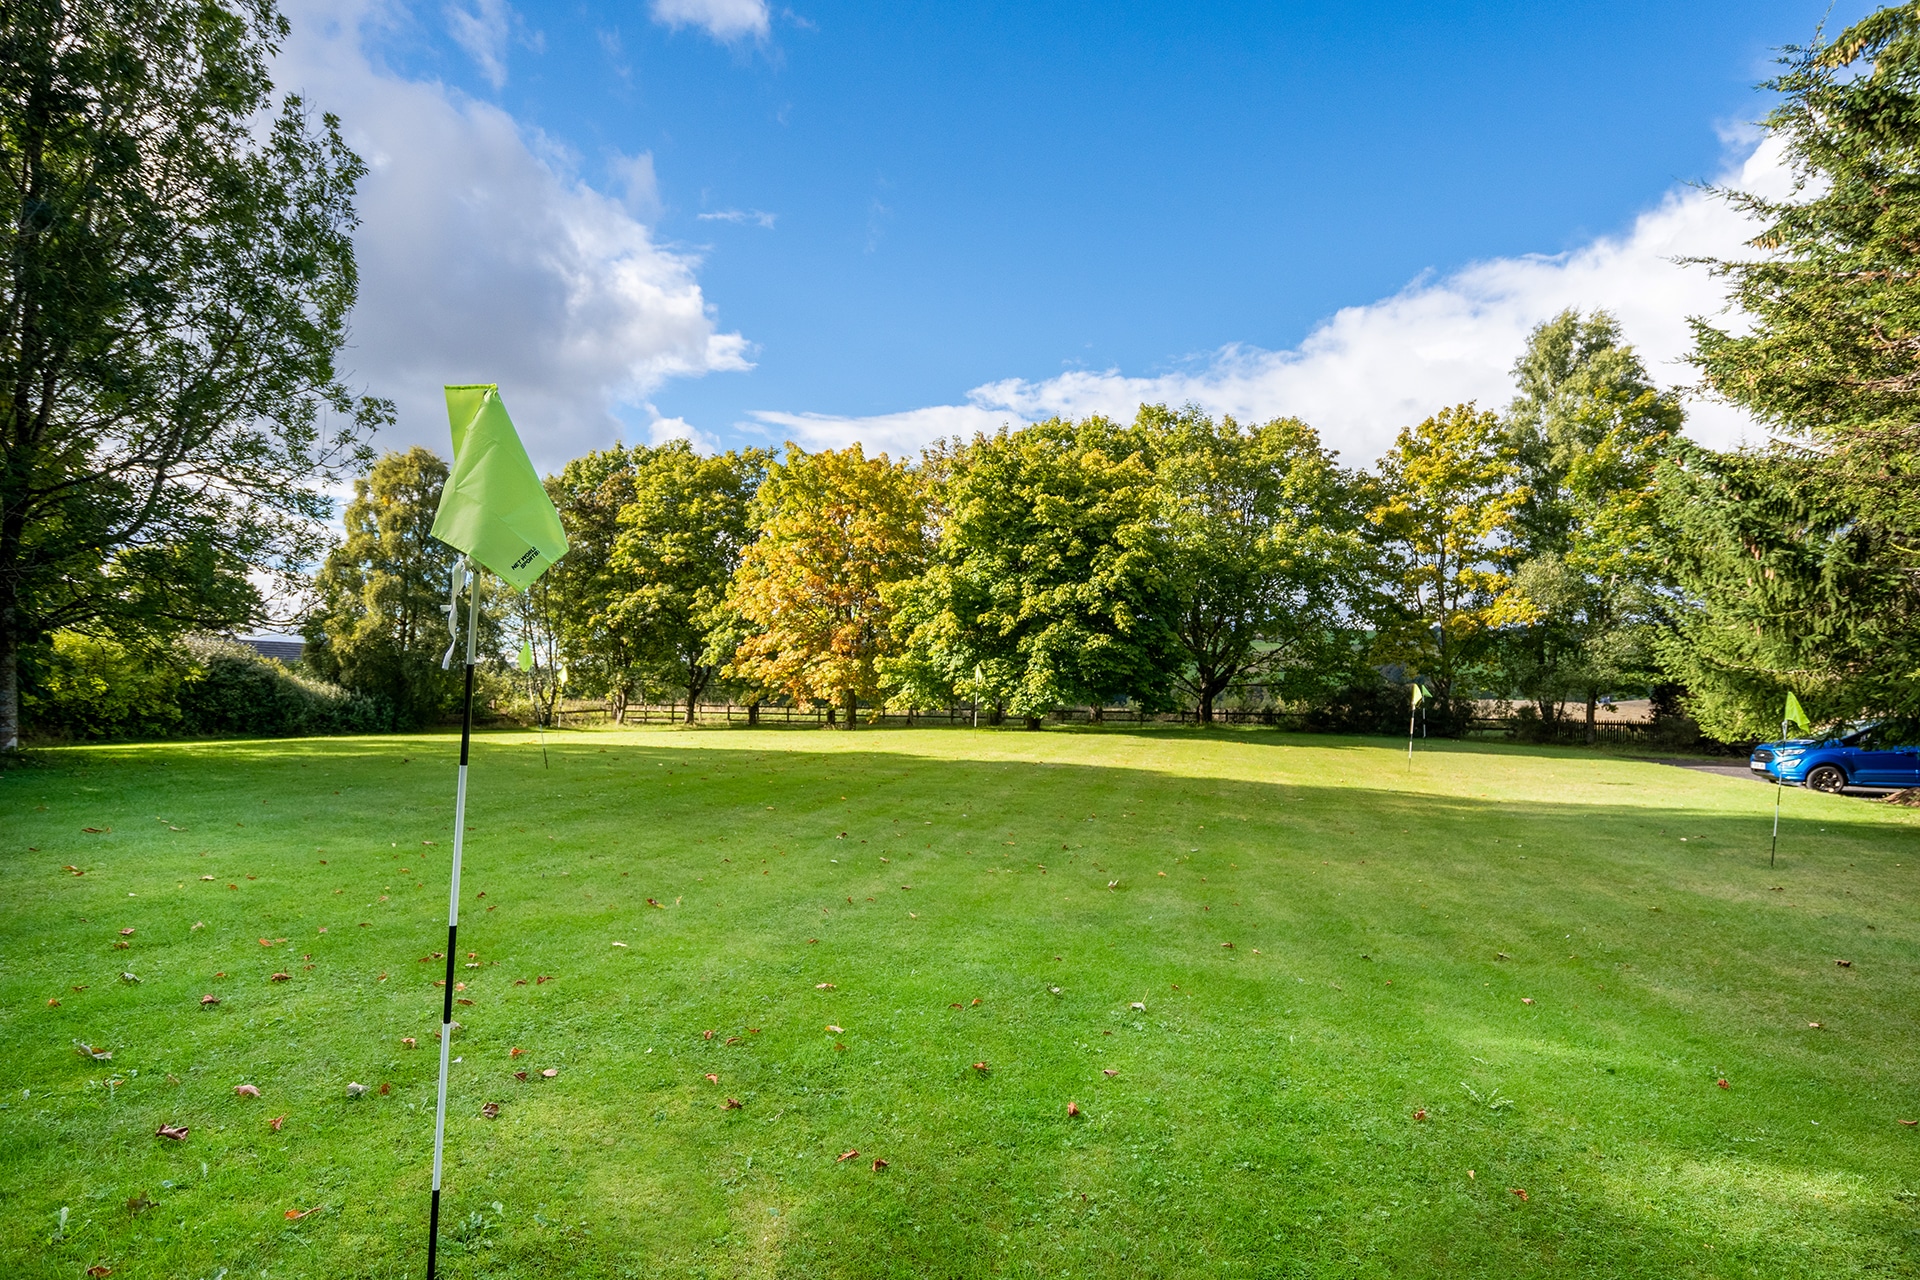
top-left (1103, 1069), bottom-right (1118, 1078)
top-left (481, 1102), bottom-right (500, 1120)
top-left (973, 1061), bottom-right (988, 1072)
top-left (1067, 1101), bottom-right (1082, 1117)
top-left (234, 1084), bottom-right (260, 1098)
top-left (285, 1206), bottom-right (319, 1220)
top-left (155, 1125), bottom-right (189, 1141)
top-left (87, 1267), bottom-right (112, 1277)
top-left (270, 1116), bottom-right (286, 1131)
top-left (1510, 1188), bottom-right (1529, 1201)
top-left (82, 827), bottom-right (108, 834)
top-left (724, 1097), bottom-right (743, 1109)
top-left (816, 982), bottom-right (836, 989)
top-left (119, 928), bottom-right (135, 937)
top-left (47, 997), bottom-right (58, 1007)
top-left (705, 1073), bottom-right (719, 1084)
top-left (270, 972), bottom-right (290, 982)
top-left (836, 1149), bottom-right (859, 1162)
top-left (514, 1070), bottom-right (528, 1081)
top-left (871, 1157), bottom-right (888, 1171)
top-left (541, 1068), bottom-right (557, 1078)
top-left (1413, 1108), bottom-right (1427, 1120)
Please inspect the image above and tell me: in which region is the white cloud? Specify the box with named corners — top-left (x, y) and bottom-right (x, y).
top-left (608, 150), bottom-right (661, 218)
top-left (650, 0), bottom-right (769, 42)
top-left (698, 208), bottom-right (778, 228)
top-left (756, 139), bottom-right (1795, 466)
top-left (445, 0), bottom-right (512, 89)
top-left (275, 1), bottom-right (750, 472)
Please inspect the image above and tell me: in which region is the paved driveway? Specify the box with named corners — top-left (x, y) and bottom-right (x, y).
top-left (1641, 756), bottom-right (1898, 797)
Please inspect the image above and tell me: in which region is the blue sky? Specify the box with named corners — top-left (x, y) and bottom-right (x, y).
top-left (283, 0), bottom-right (1874, 468)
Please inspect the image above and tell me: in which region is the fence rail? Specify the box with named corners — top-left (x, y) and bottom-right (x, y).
top-left (544, 701), bottom-right (1662, 744)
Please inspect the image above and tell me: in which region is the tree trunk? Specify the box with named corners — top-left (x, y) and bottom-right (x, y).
top-left (826, 702), bottom-right (837, 725)
top-left (842, 688), bottom-right (858, 729)
top-left (0, 628), bottom-right (18, 751)
top-left (989, 703), bottom-right (1004, 727)
top-left (1024, 715), bottom-right (1042, 731)
top-left (747, 702), bottom-right (759, 726)
top-left (1091, 704), bottom-right (1104, 725)
top-left (1199, 690), bottom-right (1215, 724)
top-left (685, 689), bottom-right (697, 724)
top-left (1585, 693), bottom-right (1597, 746)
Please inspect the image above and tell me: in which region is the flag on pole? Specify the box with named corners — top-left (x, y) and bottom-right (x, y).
top-left (431, 385), bottom-right (568, 589)
top-left (423, 385), bottom-right (565, 1280)
top-left (1783, 691), bottom-right (1809, 735)
top-left (1411, 682), bottom-right (1428, 707)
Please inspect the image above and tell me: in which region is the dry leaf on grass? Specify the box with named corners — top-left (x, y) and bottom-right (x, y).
top-left (836, 1149), bottom-right (859, 1162)
top-left (82, 827), bottom-right (108, 834)
top-left (1413, 1109), bottom-right (1427, 1120)
top-left (871, 1158), bottom-right (888, 1171)
top-left (119, 928), bottom-right (134, 937)
top-left (285, 1206), bottom-right (320, 1220)
top-left (345, 1083), bottom-right (368, 1099)
top-left (724, 1097), bottom-right (743, 1109)
top-left (1717, 1078), bottom-right (1730, 1089)
top-left (155, 1125), bottom-right (189, 1141)
top-left (1067, 1101), bottom-right (1082, 1117)
top-left (705, 1073), bottom-right (719, 1084)
top-left (826, 1025), bottom-right (843, 1034)
top-left (815, 982), bottom-right (836, 990)
top-left (234, 1084), bottom-right (260, 1098)
top-left (1103, 1069), bottom-right (1118, 1078)
top-left (1509, 1188), bottom-right (1529, 1201)
top-left (270, 1116), bottom-right (286, 1132)
top-left (514, 1071), bottom-right (528, 1081)
top-left (481, 1103), bottom-right (500, 1120)
top-left (270, 973), bottom-right (290, 983)
top-left (541, 1068), bottom-right (557, 1078)
top-left (87, 1267), bottom-right (111, 1277)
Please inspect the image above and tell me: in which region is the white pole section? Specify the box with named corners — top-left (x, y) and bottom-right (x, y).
top-left (427, 559), bottom-right (480, 1280)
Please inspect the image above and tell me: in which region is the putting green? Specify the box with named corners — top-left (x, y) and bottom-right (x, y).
top-left (4, 726), bottom-right (1917, 1278)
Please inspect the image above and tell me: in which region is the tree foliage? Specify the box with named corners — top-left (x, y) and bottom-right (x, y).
top-left (1138, 406), bottom-right (1361, 721)
top-left (726, 444), bottom-right (928, 723)
top-left (305, 448), bottom-right (492, 728)
top-left (609, 441), bottom-right (772, 719)
top-left (1673, 3), bottom-right (1920, 735)
top-left (0, 0), bottom-right (385, 748)
top-left (887, 417), bottom-right (1175, 720)
top-left (1365, 404), bottom-right (1525, 711)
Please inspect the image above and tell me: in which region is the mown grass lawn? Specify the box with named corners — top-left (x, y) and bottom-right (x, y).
top-left (4, 725), bottom-right (1919, 1279)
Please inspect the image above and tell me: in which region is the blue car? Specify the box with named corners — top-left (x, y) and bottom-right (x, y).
top-left (1750, 723), bottom-right (1920, 792)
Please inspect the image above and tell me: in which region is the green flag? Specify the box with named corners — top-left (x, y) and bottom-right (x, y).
top-left (431, 385), bottom-right (567, 590)
top-left (517, 640), bottom-right (534, 673)
top-left (1410, 681), bottom-right (1427, 707)
top-left (1783, 691), bottom-right (1809, 735)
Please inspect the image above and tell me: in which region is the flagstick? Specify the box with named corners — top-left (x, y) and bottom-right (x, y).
top-left (427, 559), bottom-right (479, 1280)
top-left (1771, 772), bottom-right (1783, 868)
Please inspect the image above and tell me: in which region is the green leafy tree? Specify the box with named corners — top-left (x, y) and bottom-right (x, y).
top-left (1668, 3), bottom-right (1920, 735)
top-left (1500, 311), bottom-right (1683, 739)
top-left (1365, 403), bottom-right (1525, 717)
top-left (0, 0), bottom-right (385, 748)
top-left (543, 445), bottom-right (647, 718)
top-left (727, 444), bottom-right (928, 725)
top-left (609, 441), bottom-right (772, 721)
top-left (306, 448), bottom-right (493, 728)
top-left (1136, 406), bottom-right (1362, 722)
top-left (887, 417), bottom-right (1175, 723)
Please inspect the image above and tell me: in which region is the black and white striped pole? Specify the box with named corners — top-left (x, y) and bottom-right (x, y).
top-left (427, 557), bottom-right (479, 1280)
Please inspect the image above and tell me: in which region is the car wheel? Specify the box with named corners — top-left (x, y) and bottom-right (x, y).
top-left (1806, 764), bottom-right (1847, 794)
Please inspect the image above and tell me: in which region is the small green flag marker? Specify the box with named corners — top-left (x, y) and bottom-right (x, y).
top-left (517, 639), bottom-right (534, 673)
top-left (1783, 691), bottom-right (1809, 736)
top-left (431, 385), bottom-right (568, 590)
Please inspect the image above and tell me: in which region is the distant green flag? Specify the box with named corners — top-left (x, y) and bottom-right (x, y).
top-left (517, 640), bottom-right (534, 673)
top-left (431, 385), bottom-right (567, 590)
top-left (1410, 681), bottom-right (1427, 707)
top-left (1783, 691), bottom-right (1809, 735)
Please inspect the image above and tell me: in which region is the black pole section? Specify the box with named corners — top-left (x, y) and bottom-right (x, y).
top-left (427, 661), bottom-right (475, 1280)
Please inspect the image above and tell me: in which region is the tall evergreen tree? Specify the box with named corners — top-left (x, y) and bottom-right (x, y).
top-left (1669, 3), bottom-right (1920, 736)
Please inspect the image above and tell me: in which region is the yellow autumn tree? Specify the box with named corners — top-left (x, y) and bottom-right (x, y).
top-left (725, 444), bottom-right (929, 725)
top-left (1366, 403), bottom-right (1527, 708)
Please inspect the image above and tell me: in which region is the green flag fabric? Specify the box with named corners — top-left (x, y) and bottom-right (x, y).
top-left (1784, 691), bottom-right (1809, 735)
top-left (517, 640), bottom-right (534, 673)
top-left (1410, 681), bottom-right (1427, 707)
top-left (431, 385), bottom-right (568, 590)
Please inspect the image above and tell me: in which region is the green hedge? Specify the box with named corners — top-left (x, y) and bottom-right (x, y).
top-left (22, 633), bottom-right (390, 742)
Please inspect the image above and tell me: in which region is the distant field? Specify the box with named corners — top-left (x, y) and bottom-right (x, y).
top-left (4, 726), bottom-right (1918, 1279)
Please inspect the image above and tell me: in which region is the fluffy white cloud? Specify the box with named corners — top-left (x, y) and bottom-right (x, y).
top-left (275, 1), bottom-right (750, 470)
top-left (697, 208), bottom-right (778, 228)
top-left (753, 139), bottom-right (1794, 466)
top-left (650, 0), bottom-right (770, 42)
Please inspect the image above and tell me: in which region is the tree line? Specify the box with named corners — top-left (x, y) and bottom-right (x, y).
top-left (7, 1), bottom-right (1920, 746)
top-left (300, 307), bottom-right (1682, 741)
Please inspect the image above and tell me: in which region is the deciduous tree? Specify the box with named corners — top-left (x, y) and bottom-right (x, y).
top-left (0, 0), bottom-right (384, 747)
